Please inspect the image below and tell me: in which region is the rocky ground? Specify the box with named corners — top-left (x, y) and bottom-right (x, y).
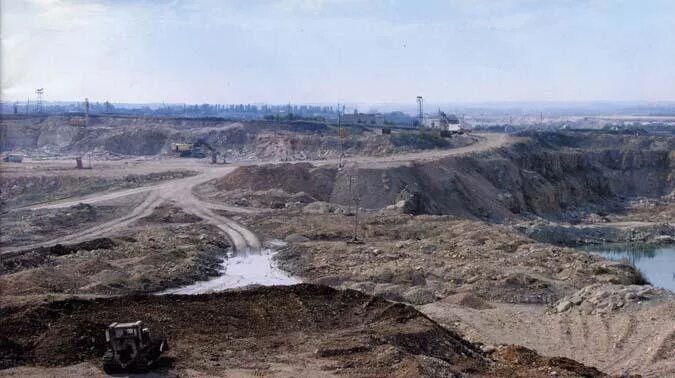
top-left (231, 209), bottom-right (674, 376)
top-left (238, 211), bottom-right (647, 305)
top-left (519, 199), bottom-right (675, 247)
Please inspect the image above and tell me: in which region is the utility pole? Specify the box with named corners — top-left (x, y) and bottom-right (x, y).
top-left (84, 98), bottom-right (90, 127)
top-left (338, 103), bottom-right (346, 168)
top-left (540, 112), bottom-right (543, 127)
top-left (337, 103), bottom-right (343, 168)
top-left (35, 88), bottom-right (44, 113)
top-left (348, 170), bottom-right (363, 244)
top-left (416, 96), bottom-right (424, 130)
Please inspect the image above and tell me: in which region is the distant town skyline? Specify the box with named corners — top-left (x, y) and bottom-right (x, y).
top-left (3, 0), bottom-right (675, 104)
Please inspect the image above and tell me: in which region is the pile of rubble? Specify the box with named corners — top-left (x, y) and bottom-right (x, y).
top-left (552, 283), bottom-right (673, 314)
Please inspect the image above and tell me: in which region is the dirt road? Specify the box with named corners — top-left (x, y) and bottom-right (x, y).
top-left (310, 132), bottom-right (512, 169)
top-left (2, 165), bottom-right (261, 254)
top-left (1, 132), bottom-right (512, 256)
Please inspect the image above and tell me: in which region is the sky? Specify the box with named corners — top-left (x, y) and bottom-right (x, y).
top-left (2, 0), bottom-right (675, 105)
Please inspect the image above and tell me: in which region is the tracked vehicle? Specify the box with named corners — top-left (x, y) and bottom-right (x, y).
top-left (102, 321), bottom-right (168, 373)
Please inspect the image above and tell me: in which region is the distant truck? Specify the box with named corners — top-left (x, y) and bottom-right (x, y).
top-left (170, 142), bottom-right (212, 158)
top-left (2, 154), bottom-right (24, 163)
top-left (170, 143), bottom-right (193, 153)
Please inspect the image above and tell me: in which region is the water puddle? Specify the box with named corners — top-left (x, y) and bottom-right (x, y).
top-left (581, 243), bottom-right (675, 292)
top-left (158, 245), bottom-right (300, 295)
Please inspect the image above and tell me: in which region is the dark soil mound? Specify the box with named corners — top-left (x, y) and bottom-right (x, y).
top-left (0, 238), bottom-right (116, 274)
top-left (215, 163), bottom-right (337, 201)
top-left (0, 284), bottom-right (605, 376)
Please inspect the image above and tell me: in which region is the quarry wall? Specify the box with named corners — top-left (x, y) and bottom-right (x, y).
top-left (217, 137), bottom-right (674, 221)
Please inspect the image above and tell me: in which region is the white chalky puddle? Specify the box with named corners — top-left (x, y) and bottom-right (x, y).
top-left (158, 247), bottom-right (299, 295)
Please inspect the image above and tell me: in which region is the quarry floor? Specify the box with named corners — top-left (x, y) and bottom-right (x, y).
top-left (1, 132), bottom-right (674, 377)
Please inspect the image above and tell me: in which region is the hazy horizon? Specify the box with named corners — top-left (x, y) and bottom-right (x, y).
top-left (3, 0), bottom-right (675, 104)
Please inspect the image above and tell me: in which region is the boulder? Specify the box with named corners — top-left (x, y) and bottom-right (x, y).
top-left (285, 233), bottom-right (310, 243)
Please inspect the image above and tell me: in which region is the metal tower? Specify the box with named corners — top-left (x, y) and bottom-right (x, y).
top-left (416, 96), bottom-right (423, 129)
top-left (35, 88), bottom-right (44, 113)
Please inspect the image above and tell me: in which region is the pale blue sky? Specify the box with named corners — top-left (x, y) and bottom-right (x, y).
top-left (2, 0), bottom-right (675, 104)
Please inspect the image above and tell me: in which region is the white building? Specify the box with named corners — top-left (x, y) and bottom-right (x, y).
top-left (422, 111), bottom-right (462, 131)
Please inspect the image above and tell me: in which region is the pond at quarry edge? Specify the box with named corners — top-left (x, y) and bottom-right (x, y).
top-left (580, 243), bottom-right (675, 292)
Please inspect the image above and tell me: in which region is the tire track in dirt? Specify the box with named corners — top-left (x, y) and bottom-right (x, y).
top-left (0, 165), bottom-right (262, 255)
top-left (179, 192), bottom-right (262, 254)
top-left (600, 315), bottom-right (613, 355)
top-left (608, 331), bottom-right (661, 375)
top-left (558, 313), bottom-right (574, 356)
top-left (615, 315), bottom-right (638, 351)
top-left (1, 191), bottom-right (163, 253)
top-left (420, 301), bottom-right (675, 377)
top-left (21, 181), bottom-right (173, 211)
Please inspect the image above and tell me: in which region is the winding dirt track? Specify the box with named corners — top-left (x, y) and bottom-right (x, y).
top-left (1, 133), bottom-right (510, 255)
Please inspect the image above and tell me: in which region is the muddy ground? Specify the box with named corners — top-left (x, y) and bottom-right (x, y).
top-left (0, 284), bottom-right (606, 377)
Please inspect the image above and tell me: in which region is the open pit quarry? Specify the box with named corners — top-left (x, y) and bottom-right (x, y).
top-left (1, 114), bottom-right (674, 377)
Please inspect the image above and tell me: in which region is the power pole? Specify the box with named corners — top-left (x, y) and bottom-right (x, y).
top-left (338, 103), bottom-right (346, 168)
top-left (84, 98), bottom-right (90, 127)
top-left (348, 170), bottom-right (363, 243)
top-left (416, 96), bottom-right (424, 131)
top-left (35, 88), bottom-right (44, 113)
top-left (540, 112), bottom-right (543, 127)
top-left (337, 103), bottom-right (342, 168)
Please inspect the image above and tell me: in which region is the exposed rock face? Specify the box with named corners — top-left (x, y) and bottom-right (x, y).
top-left (523, 221), bottom-right (675, 246)
top-left (1, 115), bottom-right (476, 159)
top-left (215, 132), bottom-right (674, 221)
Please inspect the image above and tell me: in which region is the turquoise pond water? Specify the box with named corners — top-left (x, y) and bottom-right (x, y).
top-left (581, 244), bottom-right (675, 292)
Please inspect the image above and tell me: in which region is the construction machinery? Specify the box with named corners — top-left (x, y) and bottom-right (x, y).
top-left (102, 321), bottom-right (168, 373)
top-left (170, 141), bottom-right (214, 158)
